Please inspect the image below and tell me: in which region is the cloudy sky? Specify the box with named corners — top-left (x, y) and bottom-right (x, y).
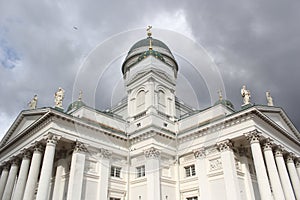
top-left (0, 0), bottom-right (300, 138)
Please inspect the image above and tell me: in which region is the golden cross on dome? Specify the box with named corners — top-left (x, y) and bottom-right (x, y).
top-left (147, 25), bottom-right (152, 37)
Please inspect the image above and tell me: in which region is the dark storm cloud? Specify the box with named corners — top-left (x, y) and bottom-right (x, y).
top-left (0, 0), bottom-right (299, 137)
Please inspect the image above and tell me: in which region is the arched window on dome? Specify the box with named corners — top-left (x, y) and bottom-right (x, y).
top-left (158, 90), bottom-right (166, 112)
top-left (136, 90), bottom-right (145, 113)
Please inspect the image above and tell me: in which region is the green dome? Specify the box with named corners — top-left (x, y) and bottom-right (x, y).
top-left (214, 99), bottom-right (234, 110)
top-left (138, 49), bottom-right (165, 62)
top-left (67, 100), bottom-right (86, 113)
top-left (122, 37), bottom-right (178, 75)
top-left (129, 37), bottom-right (171, 52)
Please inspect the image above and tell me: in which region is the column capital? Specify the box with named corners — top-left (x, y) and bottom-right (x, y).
top-left (9, 157), bottom-right (20, 166)
top-left (286, 152), bottom-right (295, 163)
top-left (217, 139), bottom-right (233, 152)
top-left (1, 162), bottom-right (10, 170)
top-left (245, 130), bottom-right (261, 144)
top-left (20, 149), bottom-right (32, 159)
top-left (274, 145), bottom-right (285, 157)
top-left (32, 142), bottom-right (45, 153)
top-left (45, 134), bottom-right (60, 145)
top-left (193, 147), bottom-right (206, 159)
top-left (98, 148), bottom-right (112, 159)
top-left (144, 147), bottom-right (160, 159)
top-left (73, 141), bottom-right (87, 153)
top-left (262, 138), bottom-right (274, 151)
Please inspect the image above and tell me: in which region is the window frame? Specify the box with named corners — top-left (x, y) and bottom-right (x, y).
top-left (184, 164), bottom-right (196, 177)
top-left (136, 165), bottom-right (145, 178)
top-left (110, 166), bottom-right (121, 178)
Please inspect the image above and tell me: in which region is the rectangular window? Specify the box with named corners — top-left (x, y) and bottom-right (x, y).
top-left (109, 198), bottom-right (121, 200)
top-left (186, 197), bottom-right (198, 200)
top-left (110, 166), bottom-right (121, 178)
top-left (136, 165), bottom-right (145, 178)
top-left (184, 164), bottom-right (196, 177)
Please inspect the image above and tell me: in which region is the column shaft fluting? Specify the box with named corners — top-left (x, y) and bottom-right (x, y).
top-left (52, 158), bottom-right (67, 200)
top-left (36, 135), bottom-right (59, 200)
top-left (274, 147), bottom-right (295, 200)
top-left (12, 151), bottom-right (31, 200)
top-left (23, 144), bottom-right (44, 200)
top-left (246, 131), bottom-right (273, 200)
top-left (2, 161), bottom-right (19, 200)
top-left (262, 141), bottom-right (285, 200)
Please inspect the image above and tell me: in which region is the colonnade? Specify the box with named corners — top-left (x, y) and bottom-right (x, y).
top-left (193, 130), bottom-right (300, 200)
top-left (0, 134), bottom-right (87, 200)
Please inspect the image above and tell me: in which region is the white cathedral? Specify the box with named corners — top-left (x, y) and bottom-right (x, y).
top-left (0, 29), bottom-right (300, 200)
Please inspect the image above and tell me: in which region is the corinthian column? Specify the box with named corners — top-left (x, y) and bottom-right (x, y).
top-left (2, 159), bottom-right (19, 200)
top-left (67, 141), bottom-right (87, 200)
top-left (97, 148), bottom-right (112, 200)
top-left (193, 147), bottom-right (211, 200)
top-left (0, 164), bottom-right (10, 199)
top-left (36, 134), bottom-right (60, 200)
top-left (12, 150), bottom-right (32, 200)
top-left (23, 144), bottom-right (44, 200)
top-left (274, 146), bottom-right (295, 200)
top-left (144, 147), bottom-right (161, 200)
top-left (262, 140), bottom-right (285, 200)
top-left (286, 153), bottom-right (300, 199)
top-left (217, 139), bottom-right (241, 200)
top-left (245, 130), bottom-right (272, 200)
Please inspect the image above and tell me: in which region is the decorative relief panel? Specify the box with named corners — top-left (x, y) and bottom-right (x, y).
top-left (209, 158), bottom-right (222, 171)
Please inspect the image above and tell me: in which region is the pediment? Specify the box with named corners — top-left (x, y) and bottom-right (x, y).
top-left (258, 106), bottom-right (300, 139)
top-left (0, 109), bottom-right (49, 147)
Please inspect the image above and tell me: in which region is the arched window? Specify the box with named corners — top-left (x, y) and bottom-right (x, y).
top-left (158, 90), bottom-right (166, 112)
top-left (158, 90), bottom-right (165, 106)
top-left (136, 90), bottom-right (145, 113)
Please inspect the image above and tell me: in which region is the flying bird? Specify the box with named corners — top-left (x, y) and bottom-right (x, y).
top-left (73, 26), bottom-right (78, 30)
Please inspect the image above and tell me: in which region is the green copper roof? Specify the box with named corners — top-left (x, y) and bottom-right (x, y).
top-left (137, 49), bottom-right (165, 62)
top-left (129, 37), bottom-right (171, 52)
top-left (67, 100), bottom-right (86, 112)
top-left (214, 99), bottom-right (235, 110)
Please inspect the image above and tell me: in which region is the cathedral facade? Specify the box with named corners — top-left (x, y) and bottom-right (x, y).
top-left (0, 31), bottom-right (300, 200)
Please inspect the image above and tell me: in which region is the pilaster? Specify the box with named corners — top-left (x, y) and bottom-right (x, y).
top-left (97, 148), bottom-right (112, 200)
top-left (193, 147), bottom-right (211, 200)
top-left (144, 147), bottom-right (161, 200)
top-left (217, 139), bottom-right (241, 200)
top-left (67, 141), bottom-right (87, 200)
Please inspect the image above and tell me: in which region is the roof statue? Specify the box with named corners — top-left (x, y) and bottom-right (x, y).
top-left (241, 85), bottom-right (251, 105)
top-left (28, 94), bottom-right (38, 109)
top-left (54, 87), bottom-right (65, 108)
top-left (218, 89), bottom-right (223, 101)
top-left (266, 91), bottom-right (274, 106)
top-left (78, 90), bottom-right (83, 101)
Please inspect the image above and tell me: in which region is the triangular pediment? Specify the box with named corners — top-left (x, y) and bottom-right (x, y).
top-left (258, 106), bottom-right (300, 139)
top-left (0, 109), bottom-right (50, 147)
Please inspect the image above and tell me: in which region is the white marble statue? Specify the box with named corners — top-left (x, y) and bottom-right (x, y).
top-left (28, 95), bottom-right (38, 109)
top-left (54, 87), bottom-right (65, 108)
top-left (266, 91), bottom-right (274, 106)
top-left (241, 85), bottom-right (251, 105)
